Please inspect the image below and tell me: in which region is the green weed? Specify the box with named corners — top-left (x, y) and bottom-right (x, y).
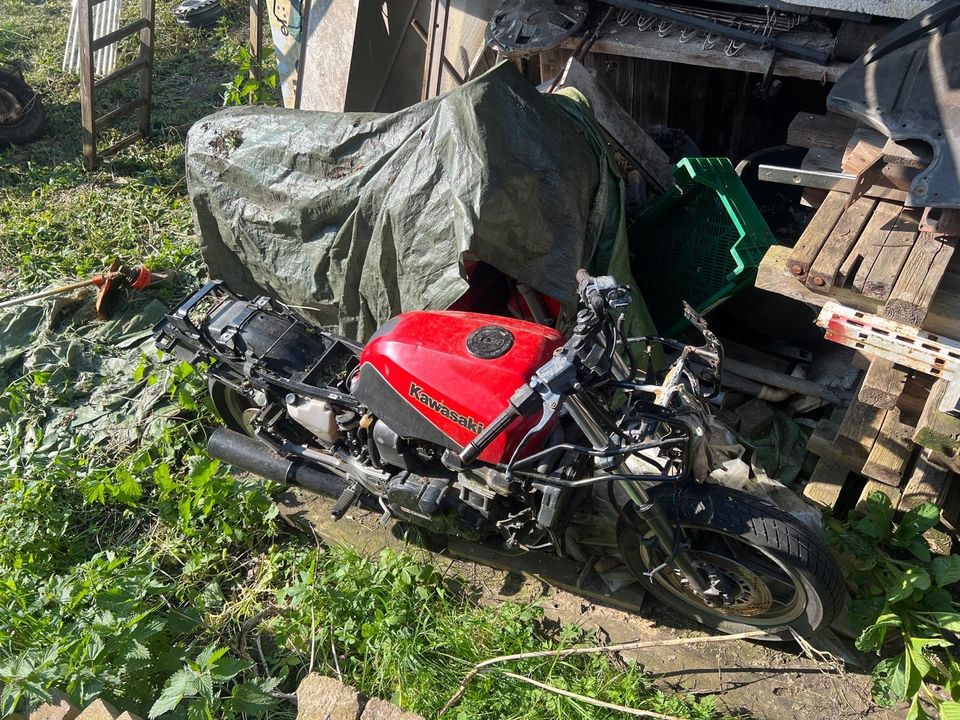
top-left (828, 492), bottom-right (960, 719)
top-left (0, 0), bottom-right (732, 717)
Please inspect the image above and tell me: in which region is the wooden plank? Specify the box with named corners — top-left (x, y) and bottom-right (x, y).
top-left (787, 112), bottom-right (858, 151)
top-left (856, 480), bottom-right (902, 513)
top-left (801, 145), bottom-right (844, 174)
top-left (884, 232), bottom-right (958, 328)
top-left (99, 130), bottom-right (145, 159)
top-left (561, 27), bottom-right (850, 83)
top-left (862, 208), bottom-right (921, 301)
top-left (838, 397), bottom-right (887, 456)
top-left (758, 244), bottom-right (881, 313)
top-left (421, 0), bottom-right (451, 100)
top-left (787, 191), bottom-right (847, 281)
top-left (845, 202), bottom-right (903, 292)
top-left (91, 18), bottom-right (150, 52)
top-left (806, 408), bottom-right (882, 474)
top-left (138, 0), bottom-right (154, 138)
top-left (802, 458), bottom-right (850, 511)
top-left (538, 50), bottom-right (566, 86)
top-left (807, 196), bottom-right (877, 292)
top-left (841, 127), bottom-right (885, 171)
top-left (94, 97), bottom-right (148, 132)
top-left (897, 372), bottom-right (935, 425)
top-left (859, 358), bottom-right (908, 410)
top-left (841, 138), bottom-right (884, 175)
top-left (93, 57), bottom-right (149, 91)
top-left (926, 271), bottom-right (960, 338)
top-left (862, 409), bottom-right (915, 486)
top-left (899, 449), bottom-right (952, 513)
top-left (913, 380), bottom-right (960, 471)
top-left (556, 58), bottom-right (674, 193)
top-left (78, 0), bottom-right (97, 170)
top-left (757, 245), bottom-right (960, 340)
top-left (881, 137), bottom-right (932, 170)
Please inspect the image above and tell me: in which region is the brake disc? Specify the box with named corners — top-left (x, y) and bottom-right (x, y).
top-left (674, 552), bottom-right (773, 617)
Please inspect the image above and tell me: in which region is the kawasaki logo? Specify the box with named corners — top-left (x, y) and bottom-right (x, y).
top-left (409, 383), bottom-right (484, 433)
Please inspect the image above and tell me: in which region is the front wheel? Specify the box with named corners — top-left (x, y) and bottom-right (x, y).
top-left (617, 483), bottom-right (844, 638)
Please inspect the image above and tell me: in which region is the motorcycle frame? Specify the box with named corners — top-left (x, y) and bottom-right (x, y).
top-left (156, 277), bottom-right (720, 598)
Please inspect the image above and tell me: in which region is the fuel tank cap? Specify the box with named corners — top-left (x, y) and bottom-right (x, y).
top-left (466, 325), bottom-right (515, 359)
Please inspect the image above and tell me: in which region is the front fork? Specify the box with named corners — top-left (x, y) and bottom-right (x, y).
top-left (565, 393), bottom-right (711, 597)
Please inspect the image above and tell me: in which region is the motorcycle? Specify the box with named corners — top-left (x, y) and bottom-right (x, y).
top-left (155, 270), bottom-right (843, 637)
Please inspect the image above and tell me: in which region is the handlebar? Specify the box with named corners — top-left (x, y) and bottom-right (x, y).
top-left (456, 270), bottom-right (622, 467)
top-left (453, 269), bottom-right (722, 468)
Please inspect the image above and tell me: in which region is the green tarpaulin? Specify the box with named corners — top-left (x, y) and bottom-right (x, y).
top-left (187, 63), bottom-right (655, 341)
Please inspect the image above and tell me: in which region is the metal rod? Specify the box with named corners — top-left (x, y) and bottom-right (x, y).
top-left (722, 357), bottom-right (841, 404)
top-left (757, 164), bottom-right (908, 203)
top-left (0, 277), bottom-right (100, 309)
top-left (604, 0), bottom-right (831, 64)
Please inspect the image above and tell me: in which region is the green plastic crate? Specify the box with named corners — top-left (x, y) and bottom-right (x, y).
top-left (628, 157), bottom-right (777, 337)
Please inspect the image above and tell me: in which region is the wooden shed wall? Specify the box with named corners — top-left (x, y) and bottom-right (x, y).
top-left (539, 49), bottom-right (834, 162)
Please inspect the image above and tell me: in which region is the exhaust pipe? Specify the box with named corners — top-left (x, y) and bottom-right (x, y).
top-left (208, 428), bottom-right (348, 499)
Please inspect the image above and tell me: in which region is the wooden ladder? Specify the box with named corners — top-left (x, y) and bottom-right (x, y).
top-left (78, 0), bottom-right (155, 170)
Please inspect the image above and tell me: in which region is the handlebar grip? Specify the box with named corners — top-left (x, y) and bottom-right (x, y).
top-left (576, 268), bottom-right (591, 286)
top-left (458, 404), bottom-right (521, 465)
top-left (457, 383), bottom-right (542, 466)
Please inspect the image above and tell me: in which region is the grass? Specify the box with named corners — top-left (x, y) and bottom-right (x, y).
top-left (0, 2), bottom-right (736, 718)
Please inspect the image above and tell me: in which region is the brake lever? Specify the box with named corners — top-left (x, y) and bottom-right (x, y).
top-left (504, 351), bottom-right (578, 479)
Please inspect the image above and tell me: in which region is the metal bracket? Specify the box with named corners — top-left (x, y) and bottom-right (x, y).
top-left (846, 154), bottom-right (886, 208)
top-left (757, 164), bottom-right (908, 203)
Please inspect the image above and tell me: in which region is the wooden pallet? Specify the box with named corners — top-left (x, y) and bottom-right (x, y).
top-left (758, 111), bottom-right (960, 546)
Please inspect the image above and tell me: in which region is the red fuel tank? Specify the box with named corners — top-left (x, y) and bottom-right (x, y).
top-left (353, 311), bottom-right (564, 464)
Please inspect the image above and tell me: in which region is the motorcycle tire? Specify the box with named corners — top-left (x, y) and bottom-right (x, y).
top-left (208, 379), bottom-right (258, 436)
top-left (0, 70), bottom-right (45, 148)
top-left (616, 483), bottom-right (844, 639)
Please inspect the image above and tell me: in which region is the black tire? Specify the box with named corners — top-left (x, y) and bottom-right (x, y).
top-left (617, 483), bottom-right (844, 638)
top-left (0, 70), bottom-right (45, 148)
top-left (208, 378), bottom-right (258, 436)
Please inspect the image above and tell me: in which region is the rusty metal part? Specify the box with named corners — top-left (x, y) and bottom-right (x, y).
top-left (816, 301), bottom-right (960, 416)
top-left (846, 154), bottom-right (886, 208)
top-left (920, 207), bottom-right (960, 236)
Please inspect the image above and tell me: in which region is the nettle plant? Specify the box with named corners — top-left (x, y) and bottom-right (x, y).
top-left (212, 16), bottom-right (278, 106)
top-left (827, 492), bottom-right (960, 719)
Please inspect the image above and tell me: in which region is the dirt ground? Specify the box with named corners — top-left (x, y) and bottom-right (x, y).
top-left (277, 487), bottom-right (901, 720)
